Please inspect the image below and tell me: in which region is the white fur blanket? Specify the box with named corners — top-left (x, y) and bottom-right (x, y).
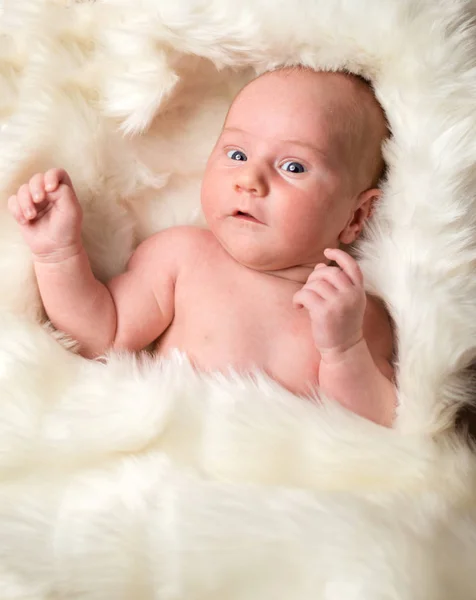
top-left (1, 0), bottom-right (476, 597)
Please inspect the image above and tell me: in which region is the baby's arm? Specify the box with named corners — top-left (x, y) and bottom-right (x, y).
top-left (35, 236), bottom-right (175, 358)
top-left (8, 169), bottom-right (176, 358)
top-left (293, 249), bottom-right (396, 427)
top-left (316, 319), bottom-right (395, 428)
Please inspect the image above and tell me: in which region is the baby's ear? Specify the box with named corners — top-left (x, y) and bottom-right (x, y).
top-left (338, 188), bottom-right (381, 244)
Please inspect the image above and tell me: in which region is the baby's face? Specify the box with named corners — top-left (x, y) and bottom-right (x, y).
top-left (201, 69), bottom-right (379, 272)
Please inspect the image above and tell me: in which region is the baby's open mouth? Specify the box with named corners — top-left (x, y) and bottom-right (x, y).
top-left (233, 210), bottom-right (263, 224)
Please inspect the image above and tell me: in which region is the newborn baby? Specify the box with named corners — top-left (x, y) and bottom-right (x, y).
top-left (8, 67), bottom-right (396, 426)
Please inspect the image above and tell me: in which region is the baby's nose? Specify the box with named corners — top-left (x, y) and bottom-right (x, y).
top-left (234, 167), bottom-right (268, 196)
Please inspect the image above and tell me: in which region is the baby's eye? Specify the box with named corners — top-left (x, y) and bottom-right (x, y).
top-left (281, 161), bottom-right (306, 174)
top-left (227, 149), bottom-right (247, 162)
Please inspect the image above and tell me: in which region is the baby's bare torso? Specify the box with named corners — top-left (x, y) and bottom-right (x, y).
top-left (155, 229), bottom-right (379, 395)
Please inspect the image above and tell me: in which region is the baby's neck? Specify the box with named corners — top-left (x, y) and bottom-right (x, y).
top-left (262, 264), bottom-right (316, 285)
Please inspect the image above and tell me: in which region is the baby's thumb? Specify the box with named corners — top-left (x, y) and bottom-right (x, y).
top-left (292, 288), bottom-right (306, 310)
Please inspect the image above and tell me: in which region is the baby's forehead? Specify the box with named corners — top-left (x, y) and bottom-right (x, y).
top-left (226, 70), bottom-right (363, 144)
top-left (230, 69), bottom-right (372, 128)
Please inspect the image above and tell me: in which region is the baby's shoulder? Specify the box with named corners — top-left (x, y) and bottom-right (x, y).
top-left (137, 225), bottom-right (219, 269)
top-left (140, 225), bottom-right (214, 253)
top-left (170, 225), bottom-right (216, 246)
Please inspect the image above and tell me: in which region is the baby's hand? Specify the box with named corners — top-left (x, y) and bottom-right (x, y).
top-left (293, 248), bottom-right (366, 357)
top-left (8, 168), bottom-right (83, 262)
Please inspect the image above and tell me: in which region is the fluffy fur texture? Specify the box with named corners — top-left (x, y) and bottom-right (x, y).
top-left (1, 0), bottom-right (476, 597)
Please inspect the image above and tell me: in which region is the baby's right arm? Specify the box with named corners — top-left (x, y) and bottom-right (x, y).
top-left (8, 169), bottom-right (176, 358)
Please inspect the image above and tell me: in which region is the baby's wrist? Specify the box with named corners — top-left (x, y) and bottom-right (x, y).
top-left (32, 243), bottom-right (84, 265)
top-left (317, 332), bottom-right (365, 365)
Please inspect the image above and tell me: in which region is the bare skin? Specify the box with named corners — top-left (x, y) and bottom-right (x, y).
top-left (8, 68), bottom-right (396, 426)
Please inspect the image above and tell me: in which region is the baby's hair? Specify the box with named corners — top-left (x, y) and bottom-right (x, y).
top-left (340, 71), bottom-right (390, 189)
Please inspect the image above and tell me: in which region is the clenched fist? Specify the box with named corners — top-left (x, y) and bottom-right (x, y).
top-left (8, 168), bottom-right (83, 263)
top-left (293, 248), bottom-right (366, 356)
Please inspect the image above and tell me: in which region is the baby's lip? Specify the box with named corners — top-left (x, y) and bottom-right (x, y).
top-left (231, 209), bottom-right (265, 224)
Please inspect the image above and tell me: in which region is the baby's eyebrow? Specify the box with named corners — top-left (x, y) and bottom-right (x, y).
top-left (222, 126), bottom-right (247, 135)
top-left (280, 138), bottom-right (327, 156)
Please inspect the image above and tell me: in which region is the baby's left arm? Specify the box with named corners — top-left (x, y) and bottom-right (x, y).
top-left (293, 249), bottom-right (396, 427)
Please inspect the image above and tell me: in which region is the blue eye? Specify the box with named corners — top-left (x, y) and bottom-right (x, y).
top-left (281, 161), bottom-right (306, 173)
top-left (227, 149), bottom-right (247, 162)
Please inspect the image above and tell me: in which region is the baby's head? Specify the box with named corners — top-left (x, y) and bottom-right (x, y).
top-left (201, 67), bottom-right (388, 272)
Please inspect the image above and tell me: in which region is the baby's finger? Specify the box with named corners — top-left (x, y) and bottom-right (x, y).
top-left (32, 203), bottom-right (51, 222)
top-left (306, 263), bottom-right (326, 281)
top-left (293, 287), bottom-right (324, 310)
top-left (326, 267), bottom-right (353, 291)
top-left (44, 168), bottom-right (71, 192)
top-left (304, 279), bottom-right (338, 300)
top-left (29, 173), bottom-right (46, 204)
top-left (16, 184), bottom-right (36, 221)
top-left (324, 248), bottom-right (363, 286)
top-left (7, 195), bottom-right (26, 225)
top-left (307, 265), bottom-right (352, 290)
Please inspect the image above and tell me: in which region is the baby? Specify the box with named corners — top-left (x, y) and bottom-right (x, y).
top-left (8, 67), bottom-right (396, 426)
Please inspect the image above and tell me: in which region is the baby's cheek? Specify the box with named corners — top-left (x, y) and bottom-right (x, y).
top-left (201, 175), bottom-right (221, 217)
top-left (279, 200), bottom-right (322, 242)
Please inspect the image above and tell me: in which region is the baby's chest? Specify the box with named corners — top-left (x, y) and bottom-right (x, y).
top-left (171, 269), bottom-right (321, 390)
